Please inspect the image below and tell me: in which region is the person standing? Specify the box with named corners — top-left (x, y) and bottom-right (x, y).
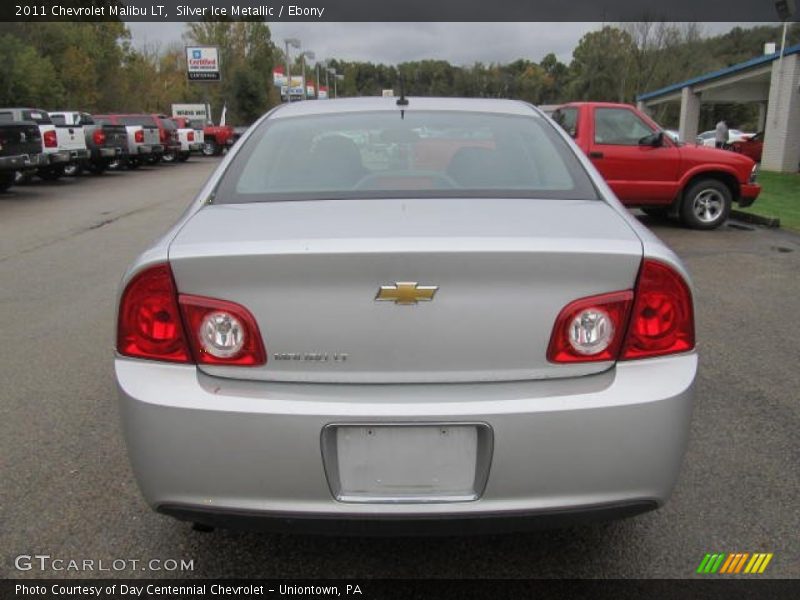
top-left (715, 119), bottom-right (729, 149)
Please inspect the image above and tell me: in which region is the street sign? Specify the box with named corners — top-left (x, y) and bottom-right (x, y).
top-left (186, 46), bottom-right (220, 81)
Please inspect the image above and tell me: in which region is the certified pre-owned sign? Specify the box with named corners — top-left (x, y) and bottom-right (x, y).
top-left (186, 46), bottom-right (220, 81)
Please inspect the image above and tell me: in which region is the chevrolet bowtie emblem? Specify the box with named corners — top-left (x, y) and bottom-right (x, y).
top-left (375, 282), bottom-right (439, 305)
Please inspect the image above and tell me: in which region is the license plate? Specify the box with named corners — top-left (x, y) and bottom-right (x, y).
top-left (323, 424), bottom-right (491, 503)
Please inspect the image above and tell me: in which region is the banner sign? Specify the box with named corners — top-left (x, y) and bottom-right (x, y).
top-left (171, 104), bottom-right (208, 119)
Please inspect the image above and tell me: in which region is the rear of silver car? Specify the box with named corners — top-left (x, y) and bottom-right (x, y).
top-left (115, 99), bottom-right (696, 533)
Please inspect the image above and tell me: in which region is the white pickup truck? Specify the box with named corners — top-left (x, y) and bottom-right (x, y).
top-left (0, 107), bottom-right (87, 181)
top-left (93, 114), bottom-right (163, 169)
top-left (171, 116), bottom-right (205, 162)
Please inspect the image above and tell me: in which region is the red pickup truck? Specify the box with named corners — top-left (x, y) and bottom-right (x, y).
top-left (552, 102), bottom-right (760, 229)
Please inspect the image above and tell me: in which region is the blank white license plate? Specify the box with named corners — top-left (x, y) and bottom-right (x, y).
top-left (332, 425), bottom-right (479, 502)
top-left (335, 425), bottom-right (478, 502)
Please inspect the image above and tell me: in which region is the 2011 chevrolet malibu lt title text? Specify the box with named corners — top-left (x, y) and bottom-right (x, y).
top-left (115, 97), bottom-right (697, 534)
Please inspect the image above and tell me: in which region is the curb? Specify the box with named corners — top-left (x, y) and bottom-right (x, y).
top-left (731, 210), bottom-right (781, 228)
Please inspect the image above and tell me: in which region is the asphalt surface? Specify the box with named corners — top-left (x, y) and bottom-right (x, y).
top-left (1, 159), bottom-right (798, 579)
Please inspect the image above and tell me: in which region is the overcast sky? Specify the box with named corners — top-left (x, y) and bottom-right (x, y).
top-left (127, 22), bottom-right (774, 66)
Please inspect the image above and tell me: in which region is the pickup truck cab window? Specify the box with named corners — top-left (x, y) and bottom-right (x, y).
top-left (553, 107), bottom-right (578, 138)
top-left (594, 107), bottom-right (654, 146)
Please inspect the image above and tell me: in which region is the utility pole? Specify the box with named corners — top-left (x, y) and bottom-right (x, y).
top-left (283, 38), bottom-right (300, 102)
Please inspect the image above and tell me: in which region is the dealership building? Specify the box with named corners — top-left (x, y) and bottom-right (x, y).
top-left (637, 43), bottom-right (800, 172)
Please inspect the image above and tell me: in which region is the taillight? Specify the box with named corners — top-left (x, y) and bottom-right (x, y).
top-left (547, 259), bottom-right (694, 364)
top-left (134, 129), bottom-right (144, 143)
top-left (620, 259), bottom-right (694, 360)
top-left (43, 130), bottom-right (57, 148)
top-left (187, 131), bottom-right (194, 142)
top-left (547, 291), bottom-right (633, 363)
top-left (93, 130), bottom-right (106, 145)
top-left (179, 295), bottom-right (266, 366)
top-left (117, 264), bottom-right (190, 363)
top-left (159, 128), bottom-right (167, 143)
top-left (117, 264), bottom-right (267, 366)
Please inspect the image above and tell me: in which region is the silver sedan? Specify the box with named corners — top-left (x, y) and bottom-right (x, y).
top-left (115, 97), bottom-right (696, 534)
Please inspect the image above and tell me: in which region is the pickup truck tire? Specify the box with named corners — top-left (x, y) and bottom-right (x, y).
top-left (127, 158), bottom-right (141, 170)
top-left (680, 178), bottom-right (732, 230)
top-left (38, 165), bottom-right (65, 181)
top-left (64, 163), bottom-right (83, 177)
top-left (202, 140), bottom-right (220, 156)
top-left (0, 171), bottom-right (14, 192)
top-left (162, 151), bottom-right (177, 163)
top-left (178, 152), bottom-right (190, 162)
top-left (87, 161), bottom-right (107, 175)
top-left (147, 155), bottom-right (162, 165)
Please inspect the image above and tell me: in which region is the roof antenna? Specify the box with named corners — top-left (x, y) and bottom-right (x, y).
top-left (397, 75), bottom-right (408, 119)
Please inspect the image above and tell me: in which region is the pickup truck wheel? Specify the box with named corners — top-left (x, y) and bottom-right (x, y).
top-left (38, 165), bottom-right (65, 181)
top-left (127, 158), bottom-right (140, 170)
top-left (88, 162), bottom-right (107, 175)
top-left (680, 179), bottom-right (731, 230)
top-left (202, 140), bottom-right (219, 156)
top-left (0, 171), bottom-right (14, 192)
top-left (64, 163), bottom-right (83, 177)
top-left (162, 151), bottom-right (177, 163)
top-left (147, 155), bottom-right (162, 165)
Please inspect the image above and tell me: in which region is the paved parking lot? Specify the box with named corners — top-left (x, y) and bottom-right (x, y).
top-left (1, 159), bottom-right (798, 578)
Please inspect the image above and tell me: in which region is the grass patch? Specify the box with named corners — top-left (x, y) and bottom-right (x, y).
top-left (739, 170), bottom-right (800, 232)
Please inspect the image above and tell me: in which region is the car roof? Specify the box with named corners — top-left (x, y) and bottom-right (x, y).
top-left (269, 97), bottom-right (540, 119)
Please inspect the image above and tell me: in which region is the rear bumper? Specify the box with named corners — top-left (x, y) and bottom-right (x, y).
top-left (46, 150), bottom-right (71, 164)
top-left (137, 144), bottom-right (164, 155)
top-left (98, 147), bottom-right (124, 159)
top-left (117, 353), bottom-right (696, 532)
top-left (0, 153), bottom-right (44, 170)
top-left (739, 183), bottom-right (760, 208)
top-left (68, 148), bottom-right (90, 161)
top-left (159, 501), bottom-right (658, 535)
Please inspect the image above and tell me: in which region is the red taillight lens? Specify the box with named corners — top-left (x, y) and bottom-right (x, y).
top-left (547, 259), bottom-right (694, 364)
top-left (159, 128), bottom-right (167, 142)
top-left (547, 291), bottom-right (633, 363)
top-left (93, 130), bottom-right (106, 145)
top-left (43, 130), bottom-right (57, 148)
top-left (187, 131), bottom-right (194, 142)
top-left (134, 129), bottom-right (144, 143)
top-left (620, 259), bottom-right (694, 360)
top-left (117, 264), bottom-right (191, 363)
top-left (179, 295), bottom-right (267, 366)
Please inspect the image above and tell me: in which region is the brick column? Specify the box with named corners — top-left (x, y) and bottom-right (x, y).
top-left (678, 86), bottom-right (700, 143)
top-left (762, 53), bottom-right (800, 172)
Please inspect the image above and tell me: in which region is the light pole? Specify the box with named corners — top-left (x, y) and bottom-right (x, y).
top-left (328, 68), bottom-right (337, 99)
top-left (300, 51), bottom-right (315, 100)
top-left (283, 38), bottom-right (300, 102)
top-left (325, 66), bottom-right (331, 98)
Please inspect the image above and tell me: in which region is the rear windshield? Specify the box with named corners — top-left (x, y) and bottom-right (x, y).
top-left (214, 110), bottom-right (598, 203)
top-left (3, 110), bottom-right (53, 124)
top-left (118, 115), bottom-right (157, 127)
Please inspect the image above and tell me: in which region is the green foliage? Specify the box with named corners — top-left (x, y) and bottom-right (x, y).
top-left (0, 21), bottom-right (795, 126)
top-left (0, 34), bottom-right (63, 107)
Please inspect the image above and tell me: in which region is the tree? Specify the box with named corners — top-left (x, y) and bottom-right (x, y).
top-left (0, 34), bottom-right (63, 107)
top-left (568, 26), bottom-right (637, 102)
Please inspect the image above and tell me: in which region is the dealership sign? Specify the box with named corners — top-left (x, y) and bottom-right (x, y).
top-left (186, 46), bottom-right (220, 81)
top-left (171, 104), bottom-right (208, 120)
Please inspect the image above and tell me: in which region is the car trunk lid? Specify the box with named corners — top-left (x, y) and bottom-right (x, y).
top-left (169, 198), bottom-right (643, 383)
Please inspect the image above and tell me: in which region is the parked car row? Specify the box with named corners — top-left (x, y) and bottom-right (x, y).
top-left (0, 108), bottom-right (232, 193)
